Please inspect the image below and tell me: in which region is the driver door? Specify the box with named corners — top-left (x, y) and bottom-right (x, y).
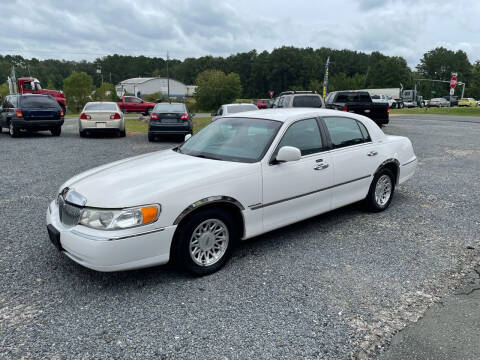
top-left (261, 118), bottom-right (334, 232)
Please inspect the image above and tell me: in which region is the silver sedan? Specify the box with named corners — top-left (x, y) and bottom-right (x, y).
top-left (79, 102), bottom-right (126, 137)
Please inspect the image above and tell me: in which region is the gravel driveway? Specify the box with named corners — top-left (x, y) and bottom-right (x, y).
top-left (1, 115), bottom-right (479, 359)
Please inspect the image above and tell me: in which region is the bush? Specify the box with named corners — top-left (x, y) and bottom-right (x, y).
top-left (93, 82), bottom-right (119, 102)
top-left (63, 72), bottom-right (94, 112)
top-left (194, 70), bottom-right (242, 111)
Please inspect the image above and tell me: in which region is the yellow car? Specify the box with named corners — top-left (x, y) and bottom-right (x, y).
top-left (458, 98), bottom-right (477, 107)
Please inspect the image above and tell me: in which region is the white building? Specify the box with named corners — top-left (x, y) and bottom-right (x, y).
top-left (116, 77), bottom-right (194, 98)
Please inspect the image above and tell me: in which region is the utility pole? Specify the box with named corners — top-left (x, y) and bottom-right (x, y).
top-left (166, 51), bottom-right (170, 101)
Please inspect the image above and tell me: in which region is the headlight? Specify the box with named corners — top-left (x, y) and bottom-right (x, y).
top-left (79, 204), bottom-right (160, 230)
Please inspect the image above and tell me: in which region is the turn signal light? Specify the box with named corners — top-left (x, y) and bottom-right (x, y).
top-left (110, 113), bottom-right (121, 120)
top-left (16, 109), bottom-right (23, 118)
top-left (60, 108), bottom-right (64, 117)
top-left (150, 113), bottom-right (159, 120)
top-left (140, 206), bottom-right (158, 224)
top-left (180, 114), bottom-right (190, 121)
top-left (80, 113), bottom-right (91, 120)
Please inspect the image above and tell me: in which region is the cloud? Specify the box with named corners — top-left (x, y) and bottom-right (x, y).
top-left (0, 0), bottom-right (479, 68)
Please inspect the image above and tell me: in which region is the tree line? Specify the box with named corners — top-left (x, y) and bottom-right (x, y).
top-left (1, 46), bottom-right (480, 104)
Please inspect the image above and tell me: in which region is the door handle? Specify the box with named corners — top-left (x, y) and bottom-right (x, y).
top-left (314, 163), bottom-right (329, 170)
top-left (367, 151), bottom-right (378, 156)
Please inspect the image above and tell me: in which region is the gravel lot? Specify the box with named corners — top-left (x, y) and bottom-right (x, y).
top-left (1, 115), bottom-right (479, 359)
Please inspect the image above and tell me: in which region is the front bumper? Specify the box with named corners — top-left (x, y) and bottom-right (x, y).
top-left (45, 200), bottom-right (176, 272)
top-left (13, 118), bottom-right (64, 130)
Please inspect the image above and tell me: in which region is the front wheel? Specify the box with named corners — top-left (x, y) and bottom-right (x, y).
top-left (171, 208), bottom-right (237, 276)
top-left (51, 127), bottom-right (61, 136)
top-left (365, 168), bottom-right (395, 212)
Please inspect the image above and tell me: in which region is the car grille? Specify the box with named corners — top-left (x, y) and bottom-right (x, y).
top-left (58, 195), bottom-right (82, 227)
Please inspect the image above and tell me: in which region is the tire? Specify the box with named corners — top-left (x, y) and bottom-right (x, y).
top-left (79, 130), bottom-right (86, 138)
top-left (365, 168), bottom-right (395, 212)
top-left (51, 127), bottom-right (61, 136)
top-left (148, 133), bottom-right (155, 142)
top-left (171, 208), bottom-right (238, 276)
top-left (119, 129), bottom-right (126, 137)
top-left (60, 104), bottom-right (67, 115)
top-left (9, 121), bottom-right (20, 138)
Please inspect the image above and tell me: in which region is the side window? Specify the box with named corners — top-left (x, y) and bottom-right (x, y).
top-left (218, 107), bottom-right (223, 115)
top-left (357, 121), bottom-right (371, 142)
top-left (277, 97), bottom-right (284, 108)
top-left (277, 118), bottom-right (323, 156)
top-left (124, 97), bottom-right (132, 103)
top-left (323, 117), bottom-right (365, 149)
top-left (133, 97), bottom-right (142, 103)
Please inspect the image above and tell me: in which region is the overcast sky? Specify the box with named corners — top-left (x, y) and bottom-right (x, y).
top-left (1, 0), bottom-right (479, 68)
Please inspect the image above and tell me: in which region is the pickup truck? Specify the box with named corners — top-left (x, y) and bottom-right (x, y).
top-left (117, 96), bottom-right (155, 115)
top-left (325, 91), bottom-right (389, 126)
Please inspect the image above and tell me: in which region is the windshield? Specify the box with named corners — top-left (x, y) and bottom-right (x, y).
top-left (20, 96), bottom-right (59, 109)
top-left (153, 103), bottom-right (185, 113)
top-left (178, 117), bottom-right (282, 163)
top-left (226, 105), bottom-right (257, 114)
top-left (84, 103), bottom-right (117, 111)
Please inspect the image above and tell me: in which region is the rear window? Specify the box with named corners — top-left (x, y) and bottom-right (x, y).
top-left (292, 95), bottom-right (322, 108)
top-left (84, 103), bottom-right (117, 111)
top-left (335, 92), bottom-right (370, 103)
top-left (226, 105), bottom-right (257, 114)
top-left (20, 96), bottom-right (59, 109)
top-left (153, 103), bottom-right (186, 113)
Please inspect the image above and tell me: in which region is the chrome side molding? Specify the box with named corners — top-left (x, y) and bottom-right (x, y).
top-left (173, 196), bottom-right (245, 225)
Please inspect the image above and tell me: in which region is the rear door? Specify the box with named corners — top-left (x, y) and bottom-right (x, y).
top-left (261, 118), bottom-right (334, 232)
top-left (321, 116), bottom-right (379, 208)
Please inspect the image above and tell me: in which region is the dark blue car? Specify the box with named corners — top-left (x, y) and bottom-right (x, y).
top-left (0, 94), bottom-right (64, 137)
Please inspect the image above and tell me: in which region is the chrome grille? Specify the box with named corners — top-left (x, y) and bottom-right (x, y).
top-left (58, 195), bottom-right (82, 227)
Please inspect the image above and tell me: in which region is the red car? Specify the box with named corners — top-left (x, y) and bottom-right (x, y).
top-left (254, 99), bottom-right (273, 109)
top-left (117, 96), bottom-right (155, 115)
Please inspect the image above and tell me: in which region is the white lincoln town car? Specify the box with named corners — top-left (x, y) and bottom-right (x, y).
top-left (46, 109), bottom-right (417, 275)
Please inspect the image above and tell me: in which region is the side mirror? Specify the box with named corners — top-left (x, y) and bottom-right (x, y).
top-left (184, 134), bottom-right (192, 141)
top-left (276, 146), bottom-right (301, 163)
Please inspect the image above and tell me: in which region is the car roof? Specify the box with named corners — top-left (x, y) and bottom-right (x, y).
top-left (155, 102), bottom-right (184, 105)
top-left (224, 103), bottom-right (256, 106)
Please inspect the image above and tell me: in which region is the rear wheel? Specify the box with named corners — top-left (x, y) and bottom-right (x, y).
top-left (79, 130), bottom-right (86, 138)
top-left (171, 208), bottom-right (237, 276)
top-left (9, 122), bottom-right (20, 137)
top-left (119, 129), bottom-right (126, 137)
top-left (51, 127), bottom-right (61, 136)
top-left (365, 168), bottom-right (395, 212)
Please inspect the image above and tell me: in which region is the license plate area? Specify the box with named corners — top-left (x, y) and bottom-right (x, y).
top-left (161, 118), bottom-right (178, 123)
top-left (47, 224), bottom-right (62, 251)
top-left (96, 122), bottom-right (107, 128)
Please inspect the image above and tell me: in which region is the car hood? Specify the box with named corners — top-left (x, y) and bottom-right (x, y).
top-left (61, 150), bottom-right (252, 208)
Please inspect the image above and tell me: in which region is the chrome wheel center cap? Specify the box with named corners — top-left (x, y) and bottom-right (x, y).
top-left (199, 233), bottom-right (215, 250)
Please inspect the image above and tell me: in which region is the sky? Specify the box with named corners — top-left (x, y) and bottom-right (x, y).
top-left (0, 0), bottom-right (479, 68)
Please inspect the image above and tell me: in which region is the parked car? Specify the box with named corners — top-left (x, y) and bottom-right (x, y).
top-left (79, 102), bottom-right (125, 137)
top-left (427, 98), bottom-right (450, 108)
top-left (324, 91), bottom-right (389, 126)
top-left (443, 95), bottom-right (458, 107)
top-left (458, 98), bottom-right (477, 107)
top-left (254, 99), bottom-right (273, 109)
top-left (117, 96), bottom-right (155, 115)
top-left (271, 91), bottom-right (323, 108)
top-left (211, 103), bottom-right (258, 121)
top-left (46, 108), bottom-right (416, 275)
top-left (371, 94), bottom-right (396, 108)
top-left (148, 102), bottom-right (194, 141)
top-left (0, 94), bottom-right (64, 137)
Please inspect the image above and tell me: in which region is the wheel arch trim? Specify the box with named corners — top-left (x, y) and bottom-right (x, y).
top-left (375, 158), bottom-right (400, 184)
top-left (173, 196), bottom-right (245, 226)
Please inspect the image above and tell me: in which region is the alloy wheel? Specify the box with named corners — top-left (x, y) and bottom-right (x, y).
top-left (189, 219), bottom-right (229, 267)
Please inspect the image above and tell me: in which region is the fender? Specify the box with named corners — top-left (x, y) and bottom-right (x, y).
top-left (173, 196), bottom-right (245, 226)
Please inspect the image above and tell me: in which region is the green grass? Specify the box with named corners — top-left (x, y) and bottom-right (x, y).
top-left (391, 107), bottom-right (480, 116)
top-left (125, 116), bottom-right (212, 134)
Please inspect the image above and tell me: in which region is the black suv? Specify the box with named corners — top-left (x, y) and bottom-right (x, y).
top-left (0, 94), bottom-right (64, 137)
top-left (272, 91), bottom-right (324, 108)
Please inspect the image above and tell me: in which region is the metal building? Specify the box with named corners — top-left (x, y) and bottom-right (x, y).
top-left (116, 77), bottom-right (191, 98)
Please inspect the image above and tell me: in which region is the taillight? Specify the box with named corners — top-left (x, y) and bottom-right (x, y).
top-left (110, 113), bottom-right (121, 120)
top-left (80, 113), bottom-right (91, 120)
top-left (60, 109), bottom-right (64, 117)
top-left (342, 106), bottom-right (348, 111)
top-left (180, 114), bottom-right (190, 121)
top-left (387, 106), bottom-right (390, 115)
top-left (15, 109), bottom-right (23, 118)
top-left (150, 113), bottom-right (159, 120)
